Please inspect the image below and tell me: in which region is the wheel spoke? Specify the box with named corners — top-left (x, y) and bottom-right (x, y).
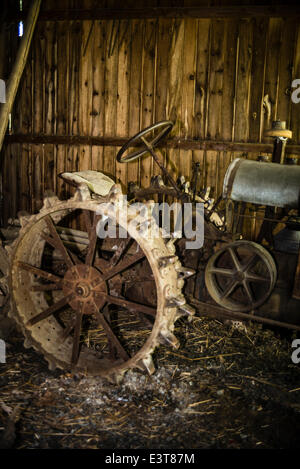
top-left (209, 267), bottom-right (235, 277)
top-left (83, 210), bottom-right (92, 233)
top-left (27, 294), bottom-right (73, 326)
top-left (60, 316), bottom-right (77, 343)
top-left (95, 310), bottom-right (129, 362)
top-left (18, 261), bottom-right (62, 283)
top-left (140, 134), bottom-right (150, 149)
top-left (44, 216), bottom-right (73, 268)
top-left (220, 279), bottom-right (239, 299)
top-left (85, 214), bottom-right (100, 266)
top-left (242, 254), bottom-right (259, 273)
top-left (71, 313), bottom-right (83, 366)
top-left (102, 305), bottom-right (118, 360)
top-left (104, 294), bottom-right (156, 317)
top-left (246, 273), bottom-right (270, 283)
top-left (31, 283), bottom-right (62, 292)
top-left (110, 237), bottom-right (133, 267)
top-left (98, 249), bottom-right (145, 281)
top-left (243, 280), bottom-right (254, 305)
top-left (94, 257), bottom-right (111, 274)
top-left (68, 250), bottom-right (83, 265)
top-left (228, 247), bottom-right (241, 271)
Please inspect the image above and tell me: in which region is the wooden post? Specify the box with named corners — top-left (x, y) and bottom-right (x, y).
top-left (0, 0), bottom-right (41, 153)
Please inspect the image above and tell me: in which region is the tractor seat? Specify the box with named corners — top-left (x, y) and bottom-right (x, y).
top-left (58, 170), bottom-right (115, 196)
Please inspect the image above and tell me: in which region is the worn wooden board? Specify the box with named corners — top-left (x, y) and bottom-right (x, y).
top-left (139, 19), bottom-right (157, 189)
top-left (194, 19), bottom-right (210, 140)
top-left (221, 19), bottom-right (238, 142)
top-left (103, 19), bottom-right (119, 179)
top-left (126, 20), bottom-right (143, 185)
top-left (248, 17), bottom-right (268, 143)
top-left (2, 13), bottom-right (299, 239)
top-left (234, 19), bottom-right (253, 142)
top-left (262, 18), bottom-right (282, 140)
top-left (91, 20), bottom-right (106, 172)
top-left (115, 19), bottom-right (131, 189)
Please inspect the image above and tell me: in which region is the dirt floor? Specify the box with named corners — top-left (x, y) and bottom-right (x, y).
top-left (0, 315), bottom-right (300, 449)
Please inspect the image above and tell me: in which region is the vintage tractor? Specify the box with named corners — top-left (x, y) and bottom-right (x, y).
top-left (120, 122), bottom-right (279, 314)
top-left (6, 120), bottom-right (299, 381)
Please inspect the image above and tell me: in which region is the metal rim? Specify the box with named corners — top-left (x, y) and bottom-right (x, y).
top-left (116, 121), bottom-right (174, 163)
top-left (205, 240), bottom-right (277, 312)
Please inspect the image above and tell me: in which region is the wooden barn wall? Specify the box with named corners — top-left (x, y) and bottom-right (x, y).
top-left (2, 14), bottom-right (300, 239)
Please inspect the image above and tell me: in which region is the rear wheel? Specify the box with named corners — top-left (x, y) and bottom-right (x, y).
top-left (205, 240), bottom-right (277, 312)
top-left (9, 187), bottom-right (194, 380)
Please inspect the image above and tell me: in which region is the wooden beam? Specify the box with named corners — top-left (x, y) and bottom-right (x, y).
top-left (8, 5), bottom-right (300, 22)
top-left (0, 0), bottom-right (41, 153)
top-left (4, 133), bottom-right (300, 156)
top-left (187, 296), bottom-right (300, 333)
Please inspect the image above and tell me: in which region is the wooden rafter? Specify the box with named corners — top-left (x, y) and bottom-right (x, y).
top-left (7, 5), bottom-right (300, 21)
top-left (4, 133), bottom-right (300, 156)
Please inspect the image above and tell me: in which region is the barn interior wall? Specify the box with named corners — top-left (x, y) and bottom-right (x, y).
top-left (1, 4), bottom-right (300, 239)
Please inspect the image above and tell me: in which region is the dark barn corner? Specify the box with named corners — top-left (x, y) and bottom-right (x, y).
top-left (0, 0), bottom-right (300, 452)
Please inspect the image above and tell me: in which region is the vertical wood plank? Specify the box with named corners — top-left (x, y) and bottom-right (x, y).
top-left (140, 19), bottom-right (157, 189)
top-left (248, 18), bottom-right (268, 143)
top-left (179, 18), bottom-right (197, 181)
top-left (127, 20), bottom-right (143, 185)
top-left (153, 18), bottom-right (173, 180)
top-left (3, 145), bottom-right (18, 222)
top-left (43, 21), bottom-right (57, 194)
top-left (277, 19), bottom-right (298, 128)
top-left (67, 21), bottom-right (81, 199)
top-left (194, 19), bottom-right (210, 140)
top-left (115, 19), bottom-right (131, 189)
top-left (103, 19), bottom-right (119, 179)
top-left (234, 19), bottom-right (253, 142)
top-left (218, 19), bottom-right (238, 198)
top-left (221, 19), bottom-right (238, 142)
top-left (91, 20), bottom-right (107, 172)
top-left (19, 47), bottom-right (33, 214)
top-left (207, 19), bottom-right (225, 141)
top-left (79, 20), bottom-right (94, 173)
top-left (56, 21), bottom-right (69, 200)
top-left (166, 19), bottom-right (184, 181)
top-left (206, 20), bottom-right (226, 197)
top-left (262, 18), bottom-right (283, 140)
top-left (32, 23), bottom-right (45, 211)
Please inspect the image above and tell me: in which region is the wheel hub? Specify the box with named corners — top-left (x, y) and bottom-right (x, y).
top-left (75, 283), bottom-right (91, 297)
top-left (234, 270), bottom-right (245, 282)
top-left (62, 264), bottom-right (107, 314)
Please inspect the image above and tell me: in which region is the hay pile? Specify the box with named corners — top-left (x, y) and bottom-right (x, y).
top-left (0, 315), bottom-right (299, 449)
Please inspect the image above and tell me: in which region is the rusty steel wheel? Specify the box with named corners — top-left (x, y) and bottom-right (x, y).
top-left (205, 240), bottom-right (277, 312)
top-left (8, 186), bottom-right (194, 381)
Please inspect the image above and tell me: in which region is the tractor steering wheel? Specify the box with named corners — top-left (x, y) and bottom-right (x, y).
top-left (116, 121), bottom-right (174, 163)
